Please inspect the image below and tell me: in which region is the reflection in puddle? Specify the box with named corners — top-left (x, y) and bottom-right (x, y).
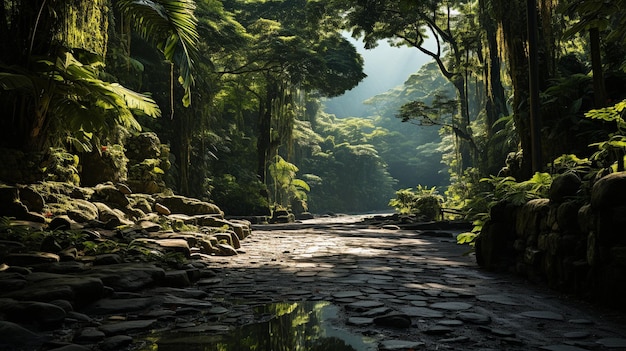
top-left (144, 301), bottom-right (376, 351)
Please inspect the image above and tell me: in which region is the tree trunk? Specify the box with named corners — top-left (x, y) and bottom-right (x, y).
top-left (480, 0), bottom-right (509, 175)
top-left (257, 81), bottom-right (277, 183)
top-left (494, 0), bottom-right (533, 179)
top-left (527, 0), bottom-right (542, 174)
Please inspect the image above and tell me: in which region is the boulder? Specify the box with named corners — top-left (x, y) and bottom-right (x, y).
top-left (93, 202), bottom-right (133, 227)
top-left (549, 172), bottom-right (581, 203)
top-left (0, 184), bottom-right (29, 218)
top-left (515, 198), bottom-right (550, 240)
top-left (18, 186), bottom-right (45, 212)
top-left (591, 172), bottom-right (626, 209)
top-left (125, 132), bottom-right (161, 162)
top-left (4, 252), bottom-right (60, 266)
top-left (0, 299), bottom-right (67, 328)
top-left (0, 320), bottom-right (46, 349)
top-left (80, 148), bottom-right (127, 187)
top-left (476, 219), bottom-right (515, 270)
top-left (556, 201), bottom-right (582, 234)
top-left (66, 199), bottom-right (99, 223)
top-left (93, 184), bottom-right (130, 209)
top-left (156, 195), bottom-right (222, 216)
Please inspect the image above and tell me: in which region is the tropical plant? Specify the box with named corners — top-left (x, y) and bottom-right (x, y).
top-left (116, 0), bottom-right (199, 107)
top-left (585, 99), bottom-right (626, 172)
top-left (388, 185), bottom-right (443, 220)
top-left (268, 155), bottom-right (310, 211)
top-left (480, 172), bottom-right (553, 206)
top-left (0, 49), bottom-right (160, 151)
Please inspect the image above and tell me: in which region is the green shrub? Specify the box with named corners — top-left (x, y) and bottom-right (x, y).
top-left (389, 185), bottom-right (443, 220)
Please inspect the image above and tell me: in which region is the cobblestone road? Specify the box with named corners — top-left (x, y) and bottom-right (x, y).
top-left (203, 217), bottom-right (626, 351)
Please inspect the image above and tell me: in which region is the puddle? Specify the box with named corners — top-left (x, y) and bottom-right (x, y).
top-left (142, 301), bottom-right (376, 351)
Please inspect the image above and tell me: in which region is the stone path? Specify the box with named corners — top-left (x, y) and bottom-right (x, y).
top-left (2, 215), bottom-right (625, 350)
top-left (197, 217), bottom-right (626, 351)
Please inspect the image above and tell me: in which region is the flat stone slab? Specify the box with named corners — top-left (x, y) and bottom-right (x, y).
top-left (456, 312), bottom-right (491, 325)
top-left (597, 338), bottom-right (626, 348)
top-left (563, 331), bottom-right (591, 339)
top-left (346, 300), bottom-right (385, 311)
top-left (539, 345), bottom-right (591, 351)
top-left (83, 297), bottom-right (156, 315)
top-left (400, 306), bottom-right (444, 318)
top-left (98, 319), bottom-right (157, 335)
top-left (520, 311), bottom-right (565, 321)
top-left (332, 291), bottom-right (363, 298)
top-left (379, 339), bottom-right (425, 350)
top-left (177, 324), bottom-right (230, 333)
top-left (430, 301), bottom-right (472, 311)
top-left (423, 326), bottom-right (454, 335)
top-left (437, 319), bottom-right (464, 327)
top-left (346, 317), bottom-right (374, 326)
top-left (476, 294), bottom-right (522, 306)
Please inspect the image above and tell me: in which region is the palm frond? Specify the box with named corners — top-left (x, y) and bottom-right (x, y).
top-left (0, 72), bottom-right (34, 91)
top-left (117, 0), bottom-right (199, 106)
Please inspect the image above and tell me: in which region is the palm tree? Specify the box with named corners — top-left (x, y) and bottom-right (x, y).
top-left (0, 0), bottom-right (199, 151)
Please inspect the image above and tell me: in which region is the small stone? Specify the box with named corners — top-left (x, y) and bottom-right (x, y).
top-left (216, 243), bottom-right (238, 256)
top-left (373, 313), bottom-right (412, 328)
top-left (362, 306), bottom-right (392, 317)
top-left (117, 183), bottom-right (132, 195)
top-left (155, 203), bottom-right (171, 215)
top-left (74, 327), bottom-right (106, 342)
top-left (456, 312), bottom-right (491, 325)
top-left (93, 254), bottom-right (123, 265)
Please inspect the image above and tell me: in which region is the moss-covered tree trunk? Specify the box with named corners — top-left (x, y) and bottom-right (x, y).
top-left (493, 0), bottom-right (533, 179)
top-left (257, 80), bottom-right (277, 184)
top-left (480, 0), bottom-right (509, 176)
top-left (0, 0), bottom-right (110, 151)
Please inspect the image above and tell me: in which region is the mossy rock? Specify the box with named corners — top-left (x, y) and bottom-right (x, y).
top-left (156, 195), bottom-right (222, 216)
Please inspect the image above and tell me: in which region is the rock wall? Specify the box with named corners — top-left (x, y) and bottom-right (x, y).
top-left (476, 172), bottom-right (626, 309)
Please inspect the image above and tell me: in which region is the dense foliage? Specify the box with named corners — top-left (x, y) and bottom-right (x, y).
top-left (1, 0), bottom-right (626, 219)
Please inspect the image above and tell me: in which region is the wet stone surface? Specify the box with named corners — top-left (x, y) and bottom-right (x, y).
top-left (1, 215), bottom-right (626, 350)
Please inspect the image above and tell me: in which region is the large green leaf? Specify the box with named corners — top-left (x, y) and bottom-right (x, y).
top-left (117, 0), bottom-right (199, 106)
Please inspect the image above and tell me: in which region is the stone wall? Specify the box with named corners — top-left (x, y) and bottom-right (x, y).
top-left (476, 171), bottom-right (626, 309)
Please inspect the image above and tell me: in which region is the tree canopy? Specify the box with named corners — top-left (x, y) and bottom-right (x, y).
top-left (1, 0), bottom-right (626, 216)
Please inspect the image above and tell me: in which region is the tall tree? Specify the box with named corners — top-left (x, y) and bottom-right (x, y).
top-left (222, 0), bottom-right (365, 185)
top-left (340, 0), bottom-right (481, 170)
